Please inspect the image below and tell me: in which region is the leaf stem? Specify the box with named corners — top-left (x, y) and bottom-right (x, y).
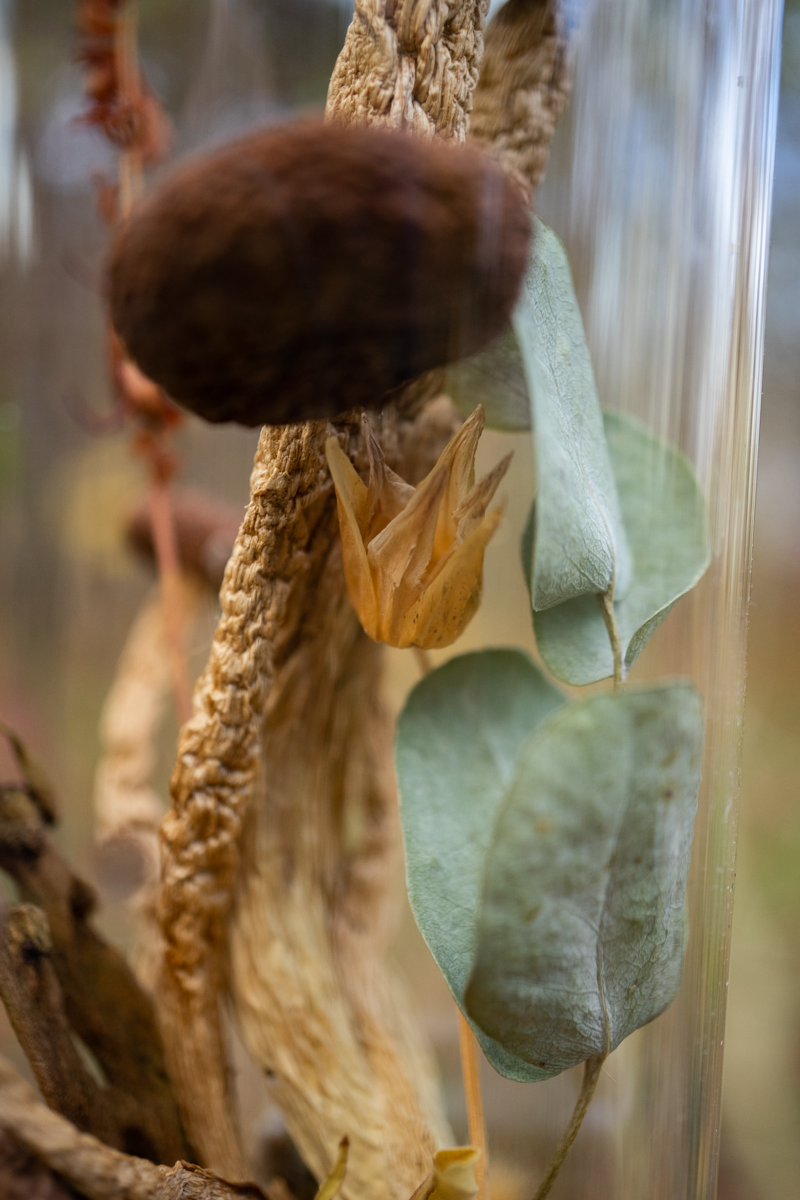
top-left (149, 479), bottom-right (192, 725)
top-left (531, 1053), bottom-right (606, 1200)
top-left (114, 1), bottom-right (144, 218)
top-left (456, 1009), bottom-right (489, 1200)
top-left (598, 592), bottom-right (625, 690)
top-left (412, 646), bottom-right (434, 676)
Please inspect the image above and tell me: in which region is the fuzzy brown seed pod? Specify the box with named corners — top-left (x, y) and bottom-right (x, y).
top-left (107, 119), bottom-right (532, 427)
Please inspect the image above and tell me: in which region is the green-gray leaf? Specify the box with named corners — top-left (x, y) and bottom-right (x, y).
top-left (515, 218), bottom-right (631, 610)
top-left (396, 649), bottom-right (565, 1081)
top-left (465, 684), bottom-right (703, 1074)
top-left (447, 326), bottom-right (531, 432)
top-left (528, 412), bottom-right (711, 685)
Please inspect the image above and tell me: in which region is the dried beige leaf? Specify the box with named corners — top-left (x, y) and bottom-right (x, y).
top-left (326, 408), bottom-right (509, 649)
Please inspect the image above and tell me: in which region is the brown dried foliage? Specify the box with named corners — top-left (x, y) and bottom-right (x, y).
top-left (108, 120), bottom-right (531, 427)
top-left (75, 0), bottom-right (171, 165)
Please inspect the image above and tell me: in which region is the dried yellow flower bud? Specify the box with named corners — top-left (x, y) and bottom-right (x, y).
top-left (326, 407), bottom-right (510, 650)
top-left (409, 1148), bottom-right (482, 1200)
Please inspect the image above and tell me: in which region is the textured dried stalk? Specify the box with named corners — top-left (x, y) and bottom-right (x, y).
top-left (158, 419), bottom-right (362, 1178)
top-left (158, 402), bottom-right (458, 1186)
top-left (326, 0), bottom-right (490, 141)
top-left (0, 1056), bottom-right (271, 1200)
top-left (229, 420), bottom-right (456, 1197)
top-left (469, 0), bottom-right (572, 196)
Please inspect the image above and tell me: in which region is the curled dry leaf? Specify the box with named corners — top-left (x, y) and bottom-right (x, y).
top-left (326, 407), bottom-right (510, 649)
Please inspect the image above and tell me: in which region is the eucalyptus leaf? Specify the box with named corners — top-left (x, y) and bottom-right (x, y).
top-left (447, 326), bottom-right (531, 432)
top-left (528, 412), bottom-right (711, 685)
top-left (465, 684), bottom-right (703, 1073)
top-left (515, 218), bottom-right (631, 610)
top-left (396, 649), bottom-right (565, 1081)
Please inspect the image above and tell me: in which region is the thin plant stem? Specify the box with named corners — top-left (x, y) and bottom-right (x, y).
top-left (457, 1009), bottom-right (489, 1200)
top-left (531, 1053), bottom-right (606, 1200)
top-left (149, 479), bottom-right (192, 725)
top-left (115, 0), bottom-right (144, 217)
top-left (597, 591), bottom-right (625, 690)
top-left (412, 645), bottom-right (434, 677)
top-left (114, 0), bottom-right (190, 724)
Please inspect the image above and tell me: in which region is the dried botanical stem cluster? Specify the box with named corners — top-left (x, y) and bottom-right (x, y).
top-left (0, 0), bottom-right (571, 1196)
top-left (157, 0), bottom-right (572, 1191)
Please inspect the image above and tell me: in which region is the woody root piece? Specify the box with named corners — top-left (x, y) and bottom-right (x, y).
top-left (0, 750), bottom-right (188, 1167)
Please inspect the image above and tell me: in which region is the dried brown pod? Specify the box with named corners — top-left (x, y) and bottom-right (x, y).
top-left (107, 119), bottom-right (532, 426)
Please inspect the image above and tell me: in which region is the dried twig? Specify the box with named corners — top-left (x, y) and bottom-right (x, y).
top-left (0, 784), bottom-right (188, 1166)
top-left (0, 1127), bottom-right (79, 1200)
top-left (0, 903), bottom-right (122, 1148)
top-left (469, 0), bottom-right (572, 196)
top-left (0, 1055), bottom-right (271, 1200)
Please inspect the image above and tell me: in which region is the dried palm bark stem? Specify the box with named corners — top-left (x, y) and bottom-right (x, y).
top-left (326, 0), bottom-right (490, 138)
top-left (229, 402), bottom-right (460, 1200)
top-left (469, 0), bottom-right (572, 196)
top-left (158, 400), bottom-right (457, 1188)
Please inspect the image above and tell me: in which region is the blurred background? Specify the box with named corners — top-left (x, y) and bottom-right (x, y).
top-left (0, 0), bottom-right (797, 1197)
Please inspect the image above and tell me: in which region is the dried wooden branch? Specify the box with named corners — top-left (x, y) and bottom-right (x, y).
top-left (0, 1055), bottom-right (271, 1200)
top-left (469, 0), bottom-right (572, 196)
top-left (326, 0), bottom-right (490, 141)
top-left (0, 902), bottom-right (121, 1148)
top-left (0, 784), bottom-right (188, 1166)
top-left (0, 1127), bottom-right (80, 1200)
top-left (0, 722), bottom-right (59, 824)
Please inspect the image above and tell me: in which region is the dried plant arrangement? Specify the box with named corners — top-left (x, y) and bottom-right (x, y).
top-left (0, 1), bottom-right (713, 1200)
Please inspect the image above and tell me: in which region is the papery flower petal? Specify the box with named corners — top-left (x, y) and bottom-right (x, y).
top-left (402, 502), bottom-right (507, 648)
top-left (429, 406), bottom-right (485, 561)
top-left (327, 406), bottom-right (510, 650)
top-left (455, 451), bottom-right (513, 540)
top-left (326, 436), bottom-right (379, 639)
top-left (363, 415), bottom-right (415, 537)
top-left (431, 1148), bottom-right (481, 1200)
top-left (368, 465), bottom-right (448, 642)
top-left (408, 1148), bottom-right (481, 1200)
